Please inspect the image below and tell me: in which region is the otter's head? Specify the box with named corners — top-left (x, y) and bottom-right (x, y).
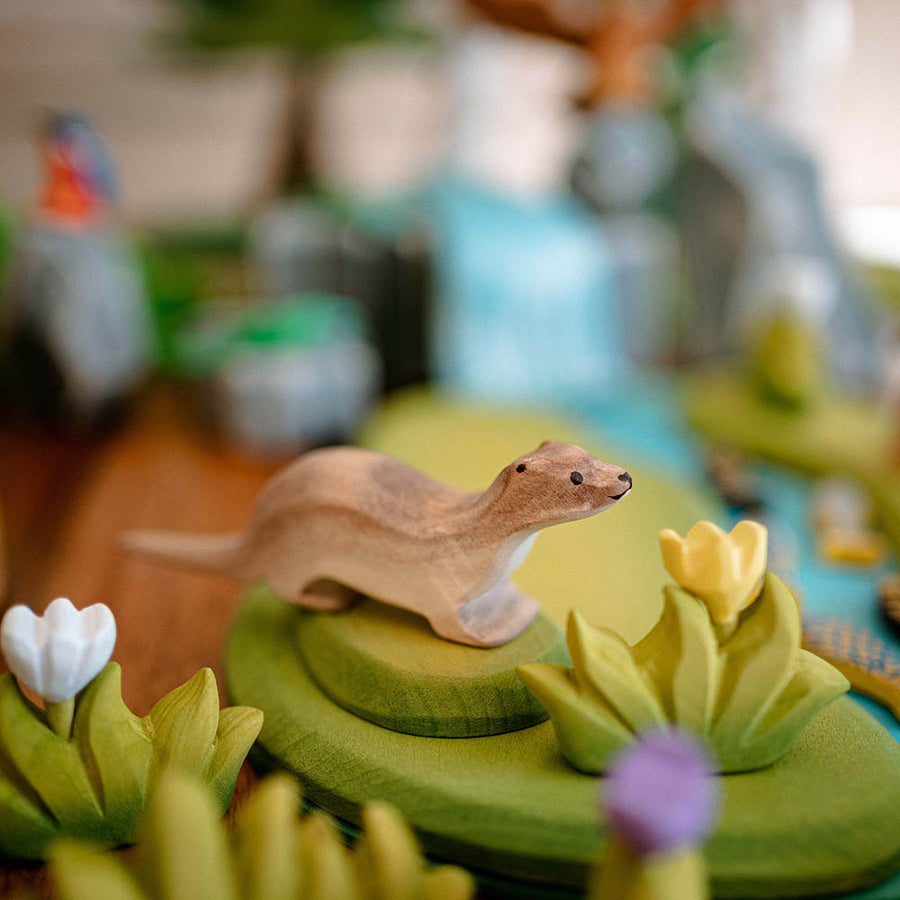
top-left (497, 440), bottom-right (632, 528)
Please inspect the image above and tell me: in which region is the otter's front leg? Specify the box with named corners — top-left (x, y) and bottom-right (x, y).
top-left (427, 580), bottom-right (540, 648)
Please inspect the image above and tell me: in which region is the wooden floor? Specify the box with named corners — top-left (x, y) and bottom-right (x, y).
top-left (0, 383), bottom-right (284, 895)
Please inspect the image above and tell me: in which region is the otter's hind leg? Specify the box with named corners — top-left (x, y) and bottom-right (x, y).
top-left (295, 579), bottom-right (359, 612)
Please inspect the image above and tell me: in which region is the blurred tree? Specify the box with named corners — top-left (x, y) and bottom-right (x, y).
top-left (169, 0), bottom-right (422, 197)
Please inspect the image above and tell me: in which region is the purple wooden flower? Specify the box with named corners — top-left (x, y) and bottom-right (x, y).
top-left (600, 730), bottom-right (719, 856)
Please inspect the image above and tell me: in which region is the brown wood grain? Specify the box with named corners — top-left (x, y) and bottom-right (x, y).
top-left (0, 384), bottom-right (283, 896)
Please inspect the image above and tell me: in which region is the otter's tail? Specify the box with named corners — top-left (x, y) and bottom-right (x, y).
top-left (120, 529), bottom-right (246, 577)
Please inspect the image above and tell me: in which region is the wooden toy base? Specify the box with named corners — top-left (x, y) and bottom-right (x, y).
top-left (227, 588), bottom-right (900, 899)
top-left (297, 597), bottom-right (568, 737)
top-left (684, 371), bottom-right (900, 553)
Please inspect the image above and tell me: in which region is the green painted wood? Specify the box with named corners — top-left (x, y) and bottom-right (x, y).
top-left (685, 372), bottom-right (900, 555)
top-left (227, 589), bottom-right (900, 898)
top-left (297, 600), bottom-right (569, 737)
top-left (357, 390), bottom-right (721, 645)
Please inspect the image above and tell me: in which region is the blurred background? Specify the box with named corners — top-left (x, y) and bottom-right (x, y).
top-left (4, 1), bottom-right (900, 846)
top-left (2, 0), bottom-right (900, 443)
top-left (4, 0), bottom-right (900, 606)
top-left (7, 6), bottom-right (900, 893)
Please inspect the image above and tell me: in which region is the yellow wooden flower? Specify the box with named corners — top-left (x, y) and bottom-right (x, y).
top-left (658, 521), bottom-right (768, 624)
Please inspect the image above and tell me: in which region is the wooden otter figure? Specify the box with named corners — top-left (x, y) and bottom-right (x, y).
top-left (122, 441), bottom-right (632, 647)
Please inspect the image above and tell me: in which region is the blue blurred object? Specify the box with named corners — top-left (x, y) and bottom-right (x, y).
top-left (429, 178), bottom-right (631, 405)
top-left (570, 105), bottom-right (684, 366)
top-left (571, 105), bottom-right (678, 215)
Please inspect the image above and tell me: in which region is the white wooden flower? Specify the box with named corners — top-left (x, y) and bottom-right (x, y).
top-left (0, 597), bottom-right (116, 703)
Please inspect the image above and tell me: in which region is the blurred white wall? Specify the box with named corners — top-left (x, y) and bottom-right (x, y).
top-left (0, 0), bottom-right (282, 224)
top-left (820, 0), bottom-right (900, 208)
top-left (0, 0), bottom-right (898, 224)
top-left (315, 46), bottom-right (449, 200)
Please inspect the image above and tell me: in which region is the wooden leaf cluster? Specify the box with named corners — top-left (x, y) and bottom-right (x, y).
top-left (519, 573), bottom-right (849, 773)
top-left (51, 773), bottom-right (475, 900)
top-left (0, 664), bottom-right (262, 859)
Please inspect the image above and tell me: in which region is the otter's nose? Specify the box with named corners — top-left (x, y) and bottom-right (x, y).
top-left (619, 472), bottom-right (632, 485)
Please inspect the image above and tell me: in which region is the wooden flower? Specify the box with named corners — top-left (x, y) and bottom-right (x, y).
top-left (0, 597), bottom-right (116, 703)
top-left (658, 521), bottom-right (767, 625)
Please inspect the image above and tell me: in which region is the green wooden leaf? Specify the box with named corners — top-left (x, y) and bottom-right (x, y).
top-left (355, 802), bottom-right (421, 900)
top-left (0, 773), bottom-right (59, 859)
top-left (233, 774), bottom-right (303, 900)
top-left (144, 669), bottom-right (220, 782)
top-left (73, 663), bottom-right (152, 842)
top-left (741, 650), bottom-right (850, 767)
top-left (588, 840), bottom-right (708, 900)
top-left (202, 705), bottom-right (263, 813)
top-left (567, 613), bottom-right (667, 731)
top-left (138, 773), bottom-right (236, 900)
top-left (0, 666), bottom-right (257, 861)
top-left (517, 664), bottom-right (633, 773)
top-left (299, 811), bottom-right (360, 900)
top-left (634, 586), bottom-right (720, 732)
top-left (0, 675), bottom-right (106, 838)
top-left (421, 866), bottom-right (476, 900)
top-left (712, 574), bottom-right (802, 748)
top-left (519, 571), bottom-right (847, 774)
top-left (50, 839), bottom-right (147, 900)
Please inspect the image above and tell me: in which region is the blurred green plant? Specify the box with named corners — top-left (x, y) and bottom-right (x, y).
top-left (0, 664), bottom-right (261, 860)
top-left (519, 525), bottom-right (849, 774)
top-left (750, 312), bottom-right (826, 410)
top-left (51, 772), bottom-right (475, 900)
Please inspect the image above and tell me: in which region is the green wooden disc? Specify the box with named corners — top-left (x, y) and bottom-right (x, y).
top-left (297, 600), bottom-right (569, 737)
top-left (685, 371), bottom-right (900, 554)
top-left (228, 589), bottom-right (900, 898)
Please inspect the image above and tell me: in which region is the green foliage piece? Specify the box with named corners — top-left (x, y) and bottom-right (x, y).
top-left (750, 313), bottom-right (825, 409)
top-left (300, 811), bottom-right (358, 900)
top-left (356, 801), bottom-right (474, 900)
top-left (588, 840), bottom-right (709, 900)
top-left (49, 773), bottom-right (475, 900)
top-left (0, 664), bottom-right (261, 860)
top-left (0, 674), bottom-right (108, 839)
top-left (519, 574), bottom-right (849, 774)
top-left (633, 585), bottom-right (719, 733)
top-left (566, 614), bottom-right (667, 732)
top-left (200, 704), bottom-right (265, 803)
top-left (233, 775), bottom-right (303, 900)
top-left (52, 840), bottom-right (146, 900)
top-left (355, 803), bottom-right (421, 900)
top-left (73, 663), bottom-right (153, 838)
top-left (138, 773), bottom-right (236, 900)
top-left (146, 669), bottom-right (220, 781)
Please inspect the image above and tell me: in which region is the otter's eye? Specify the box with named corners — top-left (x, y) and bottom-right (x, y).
top-left (516, 464), bottom-right (527, 473)
top-left (570, 471), bottom-right (583, 485)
